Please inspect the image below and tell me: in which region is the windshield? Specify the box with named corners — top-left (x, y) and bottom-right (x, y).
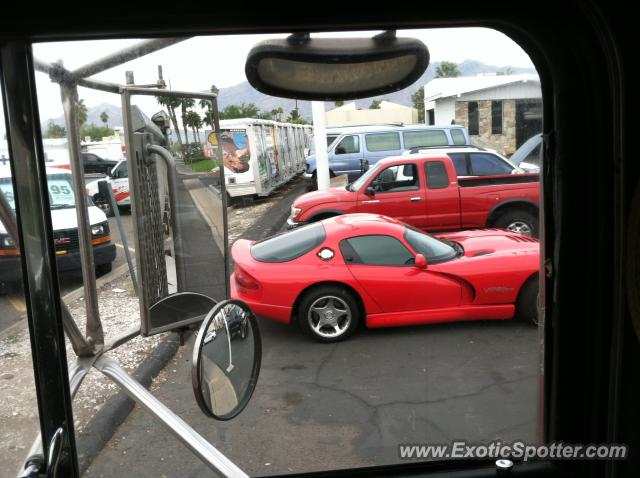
top-left (510, 133), bottom-right (543, 166)
top-left (350, 161), bottom-right (382, 191)
top-left (404, 226), bottom-right (458, 263)
top-left (2, 27), bottom-right (543, 478)
top-left (0, 174), bottom-right (76, 210)
top-left (308, 133), bottom-right (339, 155)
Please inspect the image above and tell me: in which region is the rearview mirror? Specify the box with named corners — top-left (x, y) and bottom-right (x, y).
top-left (245, 32), bottom-right (430, 101)
top-left (365, 186), bottom-right (375, 196)
top-left (192, 300), bottom-right (261, 420)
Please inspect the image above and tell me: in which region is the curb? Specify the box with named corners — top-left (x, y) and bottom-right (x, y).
top-left (77, 332), bottom-right (181, 474)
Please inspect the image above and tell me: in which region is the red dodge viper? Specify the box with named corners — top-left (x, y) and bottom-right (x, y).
top-left (231, 214), bottom-right (539, 342)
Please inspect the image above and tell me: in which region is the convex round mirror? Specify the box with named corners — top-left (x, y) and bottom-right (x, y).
top-left (192, 299), bottom-right (261, 420)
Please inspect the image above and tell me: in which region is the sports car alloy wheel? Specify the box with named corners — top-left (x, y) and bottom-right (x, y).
top-left (307, 296), bottom-right (352, 339)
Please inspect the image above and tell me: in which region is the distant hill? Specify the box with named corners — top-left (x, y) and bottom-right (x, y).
top-left (43, 103), bottom-right (123, 131)
top-left (42, 60), bottom-right (536, 128)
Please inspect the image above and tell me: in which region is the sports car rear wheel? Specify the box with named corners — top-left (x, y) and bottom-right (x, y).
top-left (516, 275), bottom-right (539, 326)
top-left (298, 286), bottom-right (360, 342)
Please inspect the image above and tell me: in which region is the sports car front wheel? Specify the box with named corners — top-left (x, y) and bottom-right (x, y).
top-left (298, 286), bottom-right (360, 342)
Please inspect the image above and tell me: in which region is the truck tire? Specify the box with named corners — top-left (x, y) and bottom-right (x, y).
top-left (96, 262), bottom-right (113, 277)
top-left (494, 209), bottom-right (538, 237)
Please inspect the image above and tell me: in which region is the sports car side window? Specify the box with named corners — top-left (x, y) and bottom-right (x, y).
top-left (340, 235), bottom-right (413, 266)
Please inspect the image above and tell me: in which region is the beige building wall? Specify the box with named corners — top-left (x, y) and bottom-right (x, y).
top-left (326, 101), bottom-right (418, 127)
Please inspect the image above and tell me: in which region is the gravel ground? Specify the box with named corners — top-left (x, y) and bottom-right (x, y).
top-left (0, 177), bottom-right (302, 474)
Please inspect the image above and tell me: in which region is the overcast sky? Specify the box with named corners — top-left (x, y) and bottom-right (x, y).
top-left (0, 28), bottom-right (535, 137)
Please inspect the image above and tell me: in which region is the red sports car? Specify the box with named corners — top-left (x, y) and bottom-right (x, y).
top-left (231, 214), bottom-right (539, 342)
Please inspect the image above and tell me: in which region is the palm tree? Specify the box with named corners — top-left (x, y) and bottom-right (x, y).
top-left (435, 61), bottom-right (461, 78)
top-left (155, 95), bottom-right (183, 147)
top-left (185, 111), bottom-right (203, 143)
top-left (77, 99), bottom-right (88, 128)
top-left (180, 97), bottom-right (195, 144)
top-left (100, 111), bottom-right (109, 128)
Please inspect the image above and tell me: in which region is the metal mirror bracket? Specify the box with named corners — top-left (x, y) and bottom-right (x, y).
top-left (95, 355), bottom-right (248, 478)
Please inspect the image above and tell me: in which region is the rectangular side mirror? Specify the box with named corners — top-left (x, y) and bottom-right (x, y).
top-left (365, 186), bottom-right (375, 196)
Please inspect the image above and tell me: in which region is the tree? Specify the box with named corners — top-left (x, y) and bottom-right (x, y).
top-left (81, 123), bottom-right (115, 141)
top-left (369, 100), bottom-right (381, 109)
top-left (435, 61), bottom-right (461, 78)
top-left (411, 88), bottom-right (425, 123)
top-left (179, 97), bottom-right (195, 143)
top-left (45, 121), bottom-right (66, 138)
top-left (334, 100), bottom-right (344, 108)
top-left (496, 67), bottom-right (515, 76)
top-left (185, 111), bottom-right (203, 143)
top-left (156, 95), bottom-right (183, 147)
top-left (219, 103), bottom-right (262, 120)
top-left (270, 107), bottom-right (284, 122)
top-left (77, 99), bottom-right (88, 128)
top-left (100, 111), bottom-right (109, 128)
top-left (286, 108), bottom-right (309, 124)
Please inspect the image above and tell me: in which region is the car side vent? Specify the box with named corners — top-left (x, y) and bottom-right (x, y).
top-left (472, 251), bottom-right (493, 257)
top-left (507, 235), bottom-right (538, 243)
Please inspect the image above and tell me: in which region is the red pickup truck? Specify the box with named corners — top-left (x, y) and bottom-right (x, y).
top-left (287, 153), bottom-right (540, 236)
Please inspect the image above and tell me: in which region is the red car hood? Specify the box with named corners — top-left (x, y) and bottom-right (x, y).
top-left (293, 186), bottom-right (355, 209)
top-left (436, 229), bottom-right (539, 258)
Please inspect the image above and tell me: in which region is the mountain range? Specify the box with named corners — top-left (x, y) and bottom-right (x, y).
top-left (43, 60), bottom-right (536, 130)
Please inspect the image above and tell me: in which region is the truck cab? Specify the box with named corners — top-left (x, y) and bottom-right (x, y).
top-left (290, 152), bottom-right (540, 235)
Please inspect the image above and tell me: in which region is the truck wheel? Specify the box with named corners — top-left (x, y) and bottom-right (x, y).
top-left (516, 274), bottom-right (539, 326)
top-left (298, 285), bottom-right (360, 343)
top-left (93, 194), bottom-right (114, 217)
top-left (494, 209), bottom-right (538, 237)
top-left (96, 262), bottom-right (113, 277)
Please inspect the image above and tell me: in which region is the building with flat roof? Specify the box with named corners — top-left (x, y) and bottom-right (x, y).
top-left (424, 74), bottom-right (541, 156)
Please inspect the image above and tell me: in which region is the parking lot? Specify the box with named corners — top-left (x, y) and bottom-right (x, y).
top-left (84, 211), bottom-right (540, 477)
top-left (86, 304), bottom-right (538, 476)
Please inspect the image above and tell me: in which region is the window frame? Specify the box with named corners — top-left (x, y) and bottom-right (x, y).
top-left (1, 4), bottom-right (628, 478)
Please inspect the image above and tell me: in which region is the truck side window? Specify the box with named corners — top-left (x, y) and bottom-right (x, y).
top-left (372, 164), bottom-right (419, 192)
top-left (334, 135), bottom-right (360, 155)
top-left (469, 153), bottom-right (514, 176)
top-left (425, 161), bottom-right (449, 189)
top-left (449, 153), bottom-right (469, 176)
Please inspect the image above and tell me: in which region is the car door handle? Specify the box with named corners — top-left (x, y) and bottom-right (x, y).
top-left (410, 197), bottom-right (422, 202)
top-left (363, 200), bottom-right (380, 204)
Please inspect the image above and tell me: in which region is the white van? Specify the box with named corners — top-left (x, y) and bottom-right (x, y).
top-left (0, 166), bottom-right (116, 288)
top-left (85, 159), bottom-right (130, 212)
